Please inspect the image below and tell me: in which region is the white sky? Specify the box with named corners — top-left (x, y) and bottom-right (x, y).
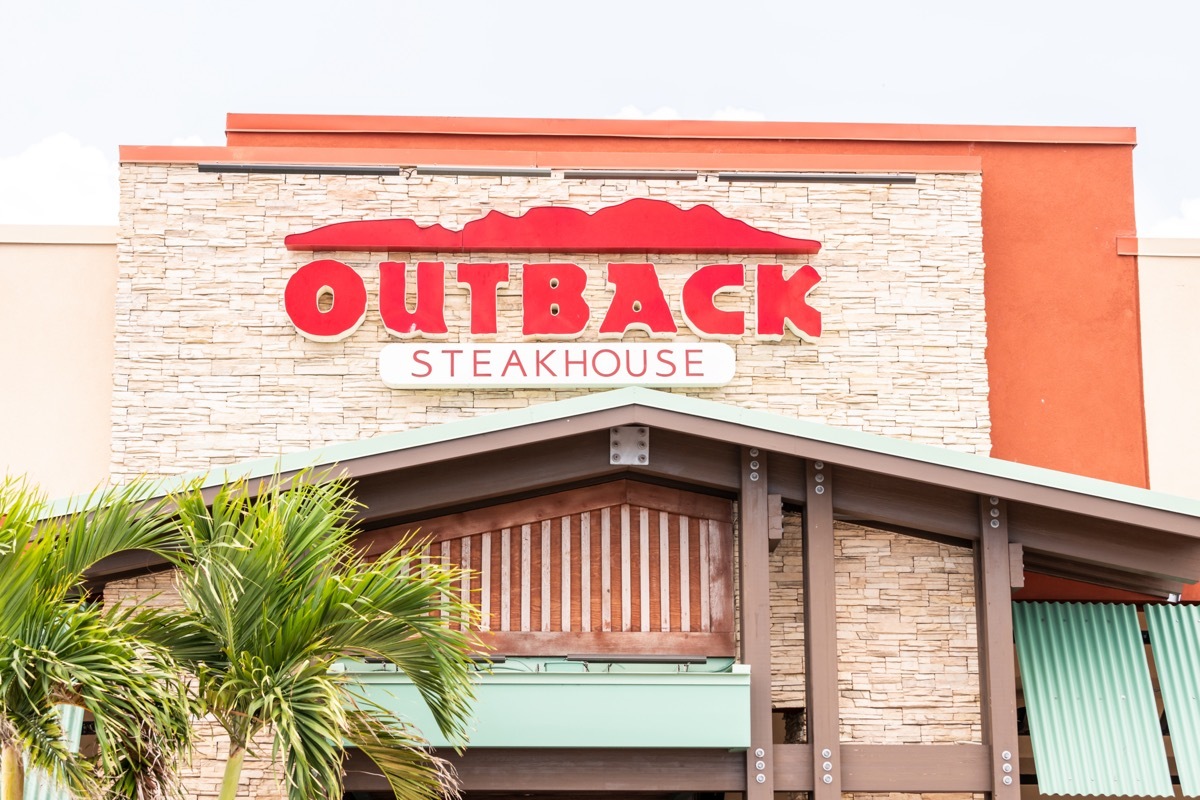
top-left (4, 0), bottom-right (1200, 235)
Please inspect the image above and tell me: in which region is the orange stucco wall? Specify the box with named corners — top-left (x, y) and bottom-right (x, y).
top-left (210, 116), bottom-right (1147, 488)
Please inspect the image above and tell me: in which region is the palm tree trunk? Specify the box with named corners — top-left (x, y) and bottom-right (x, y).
top-left (218, 747), bottom-right (246, 800)
top-left (1, 743), bottom-right (24, 800)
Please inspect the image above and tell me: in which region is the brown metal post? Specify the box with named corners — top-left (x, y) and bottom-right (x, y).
top-left (739, 447), bottom-right (774, 799)
top-left (976, 496), bottom-right (1020, 800)
top-left (804, 458), bottom-right (840, 800)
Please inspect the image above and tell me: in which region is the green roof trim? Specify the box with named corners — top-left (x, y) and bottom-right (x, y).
top-left (51, 387), bottom-right (1200, 520)
top-left (338, 657), bottom-right (750, 749)
top-left (1014, 602), bottom-right (1172, 797)
top-left (1145, 604), bottom-right (1200, 796)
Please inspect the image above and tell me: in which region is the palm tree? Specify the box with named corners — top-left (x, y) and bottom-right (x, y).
top-left (166, 474), bottom-right (478, 800)
top-left (0, 478), bottom-right (195, 800)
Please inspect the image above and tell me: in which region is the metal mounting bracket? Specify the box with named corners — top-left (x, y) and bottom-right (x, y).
top-left (610, 426), bottom-right (649, 465)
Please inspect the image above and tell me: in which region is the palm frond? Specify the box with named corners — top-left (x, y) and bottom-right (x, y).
top-left (0, 476), bottom-right (199, 800)
top-left (50, 481), bottom-right (184, 586)
top-left (342, 703), bottom-right (460, 800)
top-left (170, 472), bottom-right (478, 800)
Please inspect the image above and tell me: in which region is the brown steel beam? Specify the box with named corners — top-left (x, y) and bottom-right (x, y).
top-left (804, 458), bottom-right (840, 799)
top-left (832, 466), bottom-right (979, 540)
top-left (615, 406), bottom-right (1200, 538)
top-left (767, 493), bottom-right (784, 552)
top-left (1008, 503), bottom-right (1200, 584)
top-left (775, 743), bottom-right (989, 791)
top-left (739, 447), bottom-right (773, 799)
top-left (842, 744), bottom-right (991, 791)
top-left (1010, 542), bottom-right (1025, 589)
top-left (977, 496), bottom-right (1020, 800)
top-left (767, 451), bottom-right (807, 504)
top-left (343, 748), bottom-right (745, 792)
top-left (351, 431), bottom-right (616, 523)
top-left (772, 743), bottom-right (813, 789)
top-left (352, 428), bottom-right (743, 526)
top-left (627, 428), bottom-right (742, 491)
top-left (351, 743), bottom-right (991, 794)
top-left (84, 550), bottom-right (175, 589)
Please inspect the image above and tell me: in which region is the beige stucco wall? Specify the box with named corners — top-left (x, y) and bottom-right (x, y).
top-left (1137, 239), bottom-right (1200, 499)
top-left (114, 166), bottom-right (991, 480)
top-left (0, 226), bottom-right (116, 497)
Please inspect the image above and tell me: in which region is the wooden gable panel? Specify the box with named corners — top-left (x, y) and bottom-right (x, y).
top-left (362, 480), bottom-right (735, 657)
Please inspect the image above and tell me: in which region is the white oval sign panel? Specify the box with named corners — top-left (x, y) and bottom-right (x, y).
top-left (379, 343), bottom-right (736, 389)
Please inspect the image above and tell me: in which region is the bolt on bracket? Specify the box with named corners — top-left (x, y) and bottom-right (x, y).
top-left (610, 426), bottom-right (649, 465)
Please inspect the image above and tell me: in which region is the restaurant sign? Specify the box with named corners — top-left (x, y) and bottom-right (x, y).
top-left (282, 199), bottom-right (822, 389)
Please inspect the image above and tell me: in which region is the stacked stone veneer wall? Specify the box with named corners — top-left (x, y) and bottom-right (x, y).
top-left (114, 167), bottom-right (988, 479)
top-left (104, 573), bottom-right (286, 800)
top-left (770, 516), bottom-right (981, 745)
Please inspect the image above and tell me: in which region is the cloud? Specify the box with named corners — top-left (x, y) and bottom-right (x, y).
top-left (1141, 198), bottom-right (1200, 238)
top-left (0, 134), bottom-right (118, 225)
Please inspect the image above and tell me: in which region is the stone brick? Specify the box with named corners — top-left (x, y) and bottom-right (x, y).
top-left (114, 167), bottom-right (989, 480)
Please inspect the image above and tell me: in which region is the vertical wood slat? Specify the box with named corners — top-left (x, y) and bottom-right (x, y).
top-left (977, 496), bottom-right (1020, 800)
top-left (561, 516), bottom-right (571, 632)
top-left (460, 537), bottom-right (471, 627)
top-left (679, 515), bottom-right (691, 632)
top-left (740, 447), bottom-right (773, 800)
top-left (621, 504), bottom-right (632, 632)
top-left (805, 459), bottom-right (840, 800)
top-left (601, 508), bottom-right (612, 632)
top-left (500, 528), bottom-right (510, 632)
top-left (480, 533), bottom-right (491, 630)
top-left (541, 520), bottom-right (551, 632)
top-left (436, 541), bottom-right (450, 621)
top-left (698, 518), bottom-right (711, 632)
top-left (659, 511), bottom-right (671, 632)
top-left (521, 524), bottom-right (532, 632)
top-left (640, 507), bottom-right (651, 632)
top-left (707, 520), bottom-right (735, 637)
top-left (581, 511), bottom-right (592, 632)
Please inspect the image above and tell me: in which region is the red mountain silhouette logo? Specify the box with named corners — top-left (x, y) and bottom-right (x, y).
top-left (284, 198), bottom-right (821, 255)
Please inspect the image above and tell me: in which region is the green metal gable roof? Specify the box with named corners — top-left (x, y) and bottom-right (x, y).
top-left (51, 387), bottom-right (1200, 524)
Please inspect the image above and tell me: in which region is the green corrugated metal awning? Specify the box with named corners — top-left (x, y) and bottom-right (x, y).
top-left (1013, 602), bottom-right (1172, 797)
top-left (1146, 603), bottom-right (1200, 797)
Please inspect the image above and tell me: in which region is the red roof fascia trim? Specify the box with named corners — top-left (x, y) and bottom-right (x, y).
top-left (119, 145), bottom-right (982, 173)
top-left (283, 198), bottom-right (822, 255)
top-left (226, 113), bottom-right (1138, 146)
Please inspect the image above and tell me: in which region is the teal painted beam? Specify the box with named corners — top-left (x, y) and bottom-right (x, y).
top-left (341, 660), bottom-right (751, 749)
